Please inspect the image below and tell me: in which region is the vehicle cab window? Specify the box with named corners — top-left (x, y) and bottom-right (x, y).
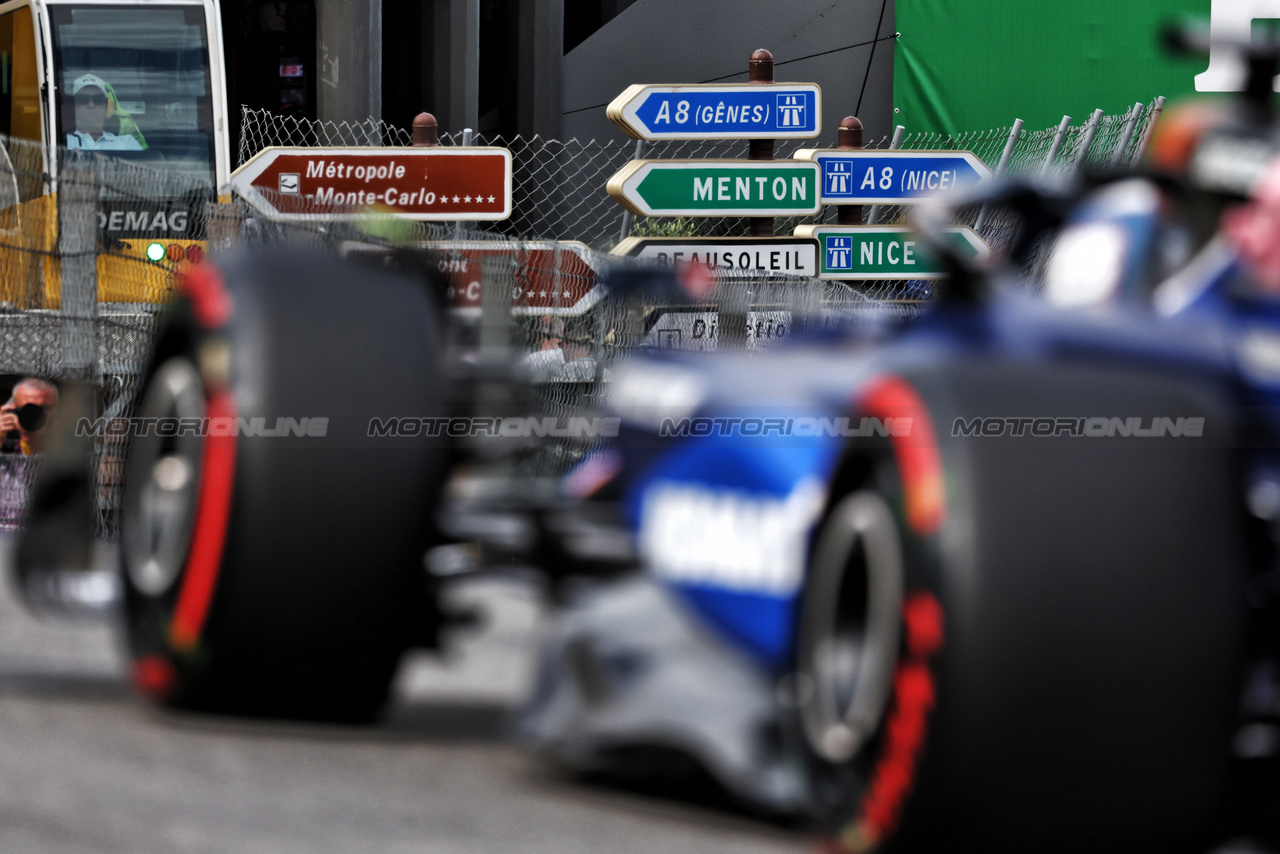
top-left (0, 6), bottom-right (45, 203)
top-left (51, 5), bottom-right (216, 187)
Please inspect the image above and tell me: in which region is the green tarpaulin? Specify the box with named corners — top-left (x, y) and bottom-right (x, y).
top-left (894, 0), bottom-right (1214, 133)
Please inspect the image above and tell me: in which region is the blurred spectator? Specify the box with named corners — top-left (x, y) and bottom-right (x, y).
top-left (519, 315), bottom-right (565, 382)
top-left (1223, 157), bottom-right (1280, 294)
top-left (555, 321), bottom-right (601, 382)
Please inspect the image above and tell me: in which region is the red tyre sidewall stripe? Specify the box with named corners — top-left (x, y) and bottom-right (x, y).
top-left (167, 261), bottom-right (236, 654)
top-left (859, 376), bottom-right (945, 536)
top-left (838, 592), bottom-right (945, 854)
top-left (168, 389), bottom-right (236, 653)
top-left (180, 262), bottom-right (233, 329)
top-left (836, 376), bottom-right (947, 853)
top-left (132, 654), bottom-right (179, 699)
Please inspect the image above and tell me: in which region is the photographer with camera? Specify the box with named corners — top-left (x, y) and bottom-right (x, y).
top-left (0, 377), bottom-right (58, 456)
top-left (0, 377), bottom-right (56, 530)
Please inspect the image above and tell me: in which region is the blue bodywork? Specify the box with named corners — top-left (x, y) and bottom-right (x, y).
top-left (606, 175), bottom-right (1279, 674)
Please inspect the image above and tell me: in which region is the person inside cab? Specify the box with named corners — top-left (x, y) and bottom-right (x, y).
top-left (66, 74), bottom-right (142, 151)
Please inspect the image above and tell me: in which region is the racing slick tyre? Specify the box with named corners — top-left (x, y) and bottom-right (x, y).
top-left (798, 363), bottom-right (1248, 853)
top-left (120, 249), bottom-right (449, 723)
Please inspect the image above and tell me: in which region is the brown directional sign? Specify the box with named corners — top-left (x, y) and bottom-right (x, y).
top-left (231, 147), bottom-right (512, 220)
top-left (432, 241), bottom-right (603, 315)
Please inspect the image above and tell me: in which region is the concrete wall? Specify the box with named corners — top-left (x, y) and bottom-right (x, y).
top-left (518, 0), bottom-right (564, 138)
top-left (561, 0), bottom-right (896, 145)
top-left (310, 0), bottom-right (895, 157)
top-left (437, 0), bottom-right (479, 133)
top-left (315, 0), bottom-right (383, 122)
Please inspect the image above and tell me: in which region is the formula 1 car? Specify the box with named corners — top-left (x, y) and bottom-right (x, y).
top-left (516, 253), bottom-right (1277, 853)
top-left (12, 26), bottom-right (1280, 854)
top-left (515, 47), bottom-right (1280, 854)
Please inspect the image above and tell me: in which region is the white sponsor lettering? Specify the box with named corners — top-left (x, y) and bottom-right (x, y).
top-left (98, 209), bottom-right (191, 233)
top-left (639, 478), bottom-right (825, 596)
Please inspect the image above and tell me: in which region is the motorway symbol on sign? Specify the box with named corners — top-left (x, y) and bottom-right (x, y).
top-left (431, 241), bottom-right (602, 315)
top-left (608, 159), bottom-right (821, 217)
top-left (607, 83), bottom-right (822, 140)
top-left (613, 236), bottom-right (819, 278)
top-left (231, 147), bottom-right (512, 220)
top-left (791, 150), bottom-right (992, 204)
top-left (794, 225), bottom-right (989, 280)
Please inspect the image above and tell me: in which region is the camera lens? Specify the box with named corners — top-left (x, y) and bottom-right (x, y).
top-left (17, 403), bottom-right (46, 431)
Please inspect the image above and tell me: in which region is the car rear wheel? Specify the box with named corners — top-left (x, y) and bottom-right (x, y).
top-left (798, 366), bottom-right (1248, 853)
top-left (120, 249), bottom-right (450, 723)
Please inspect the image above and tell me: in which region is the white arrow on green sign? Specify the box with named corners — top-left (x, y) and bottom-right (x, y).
top-left (795, 225), bottom-right (989, 280)
top-left (607, 159), bottom-right (821, 217)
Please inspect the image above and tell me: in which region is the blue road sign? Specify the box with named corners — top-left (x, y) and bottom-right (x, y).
top-left (607, 83), bottom-right (822, 140)
top-left (825, 235), bottom-right (854, 270)
top-left (792, 150), bottom-right (993, 204)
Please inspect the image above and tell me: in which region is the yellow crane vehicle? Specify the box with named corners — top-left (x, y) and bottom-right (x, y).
top-left (0, 0), bottom-right (230, 308)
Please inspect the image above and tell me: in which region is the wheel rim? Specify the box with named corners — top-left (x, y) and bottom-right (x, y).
top-left (800, 490), bottom-right (904, 764)
top-left (122, 357), bottom-right (206, 597)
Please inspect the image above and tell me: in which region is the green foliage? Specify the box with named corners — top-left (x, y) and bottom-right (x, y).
top-left (630, 216), bottom-right (698, 238)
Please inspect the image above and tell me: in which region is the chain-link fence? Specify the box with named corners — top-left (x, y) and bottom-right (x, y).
top-left (189, 185), bottom-right (913, 484)
top-left (241, 101), bottom-right (1163, 253)
top-left (0, 98), bottom-right (1165, 535)
top-left (0, 135), bottom-right (219, 537)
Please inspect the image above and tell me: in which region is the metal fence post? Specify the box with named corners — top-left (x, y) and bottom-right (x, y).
top-left (58, 164), bottom-right (98, 381)
top-left (974, 118), bottom-right (1022, 236)
top-left (617, 138), bottom-right (645, 243)
top-left (1074, 108), bottom-right (1104, 171)
top-left (1040, 115), bottom-right (1072, 176)
top-left (867, 124), bottom-right (905, 225)
top-left (205, 201), bottom-right (242, 254)
top-left (476, 253), bottom-right (515, 421)
top-left (1109, 102), bottom-right (1143, 166)
top-left (455, 127), bottom-right (474, 240)
top-left (748, 49), bottom-right (775, 237)
top-left (837, 116), bottom-right (864, 226)
top-left (1132, 96), bottom-right (1166, 164)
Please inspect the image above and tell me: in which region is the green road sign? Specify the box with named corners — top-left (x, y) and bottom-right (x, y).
top-left (607, 159), bottom-right (821, 217)
top-left (794, 225), bottom-right (989, 280)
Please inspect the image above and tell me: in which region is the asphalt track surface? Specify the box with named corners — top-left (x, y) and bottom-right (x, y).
top-left (0, 537), bottom-right (811, 854)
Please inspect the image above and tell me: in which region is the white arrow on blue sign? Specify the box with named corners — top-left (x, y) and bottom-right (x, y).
top-left (608, 83), bottom-right (822, 140)
top-left (792, 149), bottom-right (992, 204)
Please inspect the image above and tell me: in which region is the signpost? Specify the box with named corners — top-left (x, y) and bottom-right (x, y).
top-left (612, 236), bottom-right (819, 277)
top-left (644, 308), bottom-right (794, 351)
top-left (795, 225), bottom-right (989, 279)
top-left (231, 147), bottom-right (512, 220)
top-left (792, 150), bottom-right (991, 205)
top-left (431, 241), bottom-right (602, 315)
top-left (607, 83), bottom-right (822, 140)
top-left (607, 160), bottom-right (821, 217)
